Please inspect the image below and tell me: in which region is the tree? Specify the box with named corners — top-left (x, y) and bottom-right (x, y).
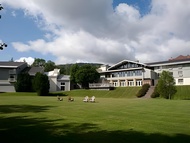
top-left (70, 64), bottom-right (80, 83)
top-left (44, 60), bottom-right (56, 72)
top-left (14, 73), bottom-right (32, 92)
top-left (157, 70), bottom-right (177, 99)
top-left (32, 58), bottom-right (46, 67)
top-left (32, 72), bottom-right (50, 96)
top-left (75, 64), bottom-right (100, 89)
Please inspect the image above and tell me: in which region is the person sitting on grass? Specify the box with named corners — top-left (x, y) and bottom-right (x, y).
top-left (57, 95), bottom-right (63, 101)
top-left (68, 96), bottom-right (74, 102)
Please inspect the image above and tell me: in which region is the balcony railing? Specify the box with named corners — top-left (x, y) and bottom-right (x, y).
top-left (8, 78), bottom-right (16, 83)
top-left (89, 83), bottom-right (114, 90)
top-left (9, 69), bottom-right (17, 75)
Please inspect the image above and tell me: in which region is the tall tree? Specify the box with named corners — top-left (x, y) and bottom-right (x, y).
top-left (32, 58), bottom-right (46, 67)
top-left (75, 64), bottom-right (100, 89)
top-left (70, 64), bottom-right (80, 83)
top-left (14, 73), bottom-right (32, 92)
top-left (32, 72), bottom-right (50, 96)
top-left (157, 70), bottom-right (177, 99)
top-left (44, 60), bottom-right (56, 72)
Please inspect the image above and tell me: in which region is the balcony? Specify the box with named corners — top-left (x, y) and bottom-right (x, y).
top-left (8, 78), bottom-right (16, 83)
top-left (9, 69), bottom-right (17, 75)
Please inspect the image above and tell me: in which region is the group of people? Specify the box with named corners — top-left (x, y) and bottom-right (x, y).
top-left (57, 95), bottom-right (95, 102)
top-left (57, 95), bottom-right (74, 102)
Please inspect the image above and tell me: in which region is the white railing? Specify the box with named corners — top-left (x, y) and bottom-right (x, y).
top-left (89, 83), bottom-right (113, 88)
top-left (8, 78), bottom-right (16, 83)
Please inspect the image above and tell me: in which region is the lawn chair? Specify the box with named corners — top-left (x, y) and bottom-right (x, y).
top-left (83, 96), bottom-right (89, 102)
top-left (89, 96), bottom-right (95, 102)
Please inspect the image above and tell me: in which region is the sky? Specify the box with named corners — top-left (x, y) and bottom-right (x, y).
top-left (0, 0), bottom-right (190, 65)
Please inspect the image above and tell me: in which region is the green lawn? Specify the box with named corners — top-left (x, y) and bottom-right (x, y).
top-left (0, 94), bottom-right (190, 143)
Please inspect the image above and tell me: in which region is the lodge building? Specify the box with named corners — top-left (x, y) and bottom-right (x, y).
top-left (98, 55), bottom-right (190, 87)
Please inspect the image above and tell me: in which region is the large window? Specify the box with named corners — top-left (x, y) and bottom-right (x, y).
top-left (178, 79), bottom-right (183, 84)
top-left (128, 80), bottom-right (134, 86)
top-left (120, 81), bottom-right (126, 87)
top-left (136, 80), bottom-right (142, 86)
top-left (135, 70), bottom-right (142, 76)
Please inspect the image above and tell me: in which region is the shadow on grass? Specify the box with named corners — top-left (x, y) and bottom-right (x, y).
top-left (0, 105), bottom-right (53, 113)
top-left (0, 115), bottom-right (189, 143)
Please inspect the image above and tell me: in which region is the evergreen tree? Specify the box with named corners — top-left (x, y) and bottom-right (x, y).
top-left (33, 72), bottom-right (50, 96)
top-left (14, 73), bottom-right (32, 92)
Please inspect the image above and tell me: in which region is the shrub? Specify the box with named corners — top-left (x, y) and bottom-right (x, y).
top-left (151, 85), bottom-right (160, 98)
top-left (136, 84), bottom-right (150, 98)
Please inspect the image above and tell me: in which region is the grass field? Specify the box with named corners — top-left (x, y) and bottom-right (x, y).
top-left (0, 93), bottom-right (190, 143)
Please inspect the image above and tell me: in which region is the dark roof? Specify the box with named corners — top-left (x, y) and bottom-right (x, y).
top-left (0, 61), bottom-right (26, 68)
top-left (146, 58), bottom-right (190, 66)
top-left (27, 67), bottom-right (44, 76)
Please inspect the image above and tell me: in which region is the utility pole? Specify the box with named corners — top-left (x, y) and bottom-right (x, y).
top-left (0, 4), bottom-right (7, 50)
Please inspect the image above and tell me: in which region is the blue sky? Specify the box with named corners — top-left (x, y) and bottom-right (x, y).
top-left (0, 0), bottom-right (190, 65)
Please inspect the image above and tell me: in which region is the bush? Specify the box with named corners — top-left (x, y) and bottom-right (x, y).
top-left (136, 84), bottom-right (150, 98)
top-left (151, 85), bottom-right (160, 98)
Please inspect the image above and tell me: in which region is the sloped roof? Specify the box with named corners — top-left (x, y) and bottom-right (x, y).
top-left (147, 58), bottom-right (190, 66)
top-left (57, 75), bottom-right (70, 81)
top-left (169, 55), bottom-right (190, 61)
top-left (28, 67), bottom-right (44, 76)
top-left (0, 61), bottom-right (26, 68)
top-left (108, 59), bottom-right (147, 70)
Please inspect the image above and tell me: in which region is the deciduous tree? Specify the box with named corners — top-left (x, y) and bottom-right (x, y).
top-left (75, 65), bottom-right (100, 89)
top-left (157, 70), bottom-right (177, 99)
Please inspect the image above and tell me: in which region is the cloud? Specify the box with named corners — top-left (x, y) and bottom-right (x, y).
top-left (2, 0), bottom-right (190, 64)
top-left (15, 57), bottom-right (35, 65)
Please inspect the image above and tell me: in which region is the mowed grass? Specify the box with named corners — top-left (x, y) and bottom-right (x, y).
top-left (0, 93), bottom-right (190, 143)
top-left (63, 87), bottom-right (141, 98)
top-left (174, 85), bottom-right (190, 100)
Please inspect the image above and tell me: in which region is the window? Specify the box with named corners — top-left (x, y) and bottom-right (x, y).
top-left (178, 79), bottom-right (183, 84)
top-left (128, 81), bottom-right (134, 86)
top-left (120, 81), bottom-right (126, 87)
top-left (178, 71), bottom-right (183, 77)
top-left (60, 82), bottom-right (65, 91)
top-left (136, 80), bottom-right (142, 86)
top-left (135, 70), bottom-right (142, 76)
top-left (113, 81), bottom-right (118, 87)
top-left (61, 82), bottom-right (65, 85)
top-left (169, 72), bottom-right (173, 76)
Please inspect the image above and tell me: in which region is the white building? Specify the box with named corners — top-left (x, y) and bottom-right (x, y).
top-left (45, 69), bottom-right (70, 92)
top-left (98, 55), bottom-right (190, 87)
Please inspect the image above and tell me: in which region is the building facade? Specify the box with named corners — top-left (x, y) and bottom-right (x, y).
top-left (45, 69), bottom-right (70, 92)
top-left (98, 56), bottom-right (190, 87)
top-left (0, 61), bottom-right (71, 92)
top-left (0, 62), bottom-right (28, 92)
